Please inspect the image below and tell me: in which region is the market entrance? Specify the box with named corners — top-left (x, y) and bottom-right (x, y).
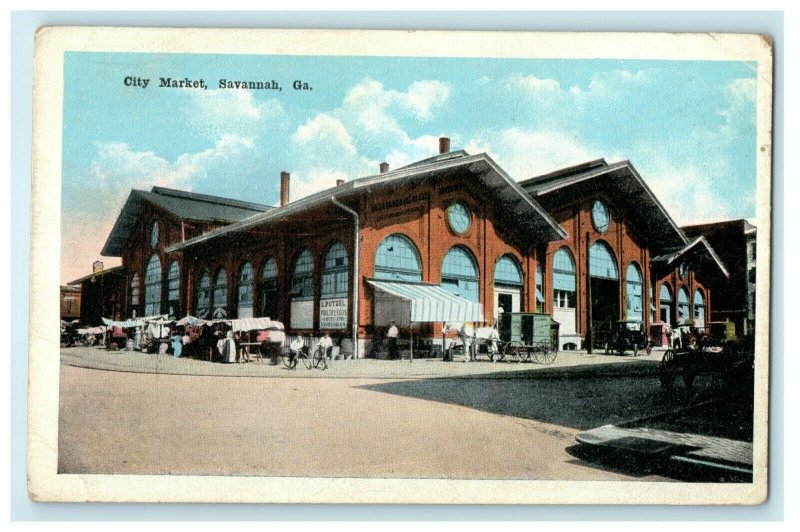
top-left (588, 241), bottom-right (620, 349)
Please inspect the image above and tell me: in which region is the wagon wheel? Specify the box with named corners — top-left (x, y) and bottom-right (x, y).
top-left (504, 341), bottom-right (524, 362)
top-left (604, 342), bottom-right (611, 355)
top-left (537, 341), bottom-right (557, 365)
top-left (494, 346), bottom-right (505, 362)
top-left (518, 345), bottom-right (533, 363)
top-left (660, 349), bottom-right (676, 388)
top-left (632, 343), bottom-right (639, 358)
top-left (646, 342), bottom-right (653, 356)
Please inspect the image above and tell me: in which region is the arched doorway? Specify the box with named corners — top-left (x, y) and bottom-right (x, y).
top-left (493, 254), bottom-right (523, 321)
top-left (553, 247), bottom-right (577, 341)
top-left (589, 241), bottom-right (620, 348)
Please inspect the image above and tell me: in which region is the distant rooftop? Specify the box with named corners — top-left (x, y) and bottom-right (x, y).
top-left (101, 187), bottom-right (272, 256)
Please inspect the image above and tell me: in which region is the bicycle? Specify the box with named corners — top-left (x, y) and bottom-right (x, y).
top-left (281, 344), bottom-right (327, 370)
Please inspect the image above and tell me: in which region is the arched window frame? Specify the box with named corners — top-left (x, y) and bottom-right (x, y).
top-left (589, 240), bottom-right (619, 280)
top-left (259, 257), bottom-right (279, 318)
top-left (625, 262), bottom-right (644, 321)
top-left (144, 254), bottom-right (162, 317)
top-left (694, 289), bottom-right (706, 326)
top-left (659, 283), bottom-right (673, 324)
top-left (678, 286), bottom-right (691, 323)
top-left (196, 271), bottom-right (211, 319)
top-left (553, 247), bottom-right (577, 309)
top-left (441, 245), bottom-right (480, 303)
top-left (167, 260), bottom-right (180, 319)
top-left (129, 272), bottom-right (140, 315)
top-left (374, 234), bottom-right (422, 282)
top-left (321, 241), bottom-right (349, 299)
top-left (212, 268), bottom-right (228, 318)
top-left (493, 254), bottom-right (523, 287)
top-left (237, 262), bottom-right (254, 318)
top-left (290, 250), bottom-right (314, 300)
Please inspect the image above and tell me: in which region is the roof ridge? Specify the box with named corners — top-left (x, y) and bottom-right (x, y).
top-left (150, 186), bottom-right (271, 212)
top-left (519, 158), bottom-right (608, 187)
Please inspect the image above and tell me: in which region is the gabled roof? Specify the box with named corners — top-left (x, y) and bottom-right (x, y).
top-left (651, 236), bottom-right (730, 279)
top-left (167, 152), bottom-right (568, 253)
top-left (520, 160), bottom-right (689, 253)
top-left (101, 187), bottom-right (271, 256)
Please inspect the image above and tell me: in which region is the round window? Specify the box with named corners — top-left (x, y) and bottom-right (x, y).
top-left (679, 262), bottom-right (689, 280)
top-left (151, 221), bottom-right (159, 249)
top-left (447, 202), bottom-right (471, 235)
top-left (591, 200), bottom-right (610, 233)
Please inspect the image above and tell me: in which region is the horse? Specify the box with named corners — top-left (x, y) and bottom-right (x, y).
top-left (442, 323), bottom-right (500, 362)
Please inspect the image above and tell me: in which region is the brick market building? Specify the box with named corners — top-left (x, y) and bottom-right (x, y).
top-left (97, 138), bottom-right (729, 357)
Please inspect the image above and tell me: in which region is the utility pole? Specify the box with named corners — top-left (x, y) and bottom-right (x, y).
top-left (586, 231), bottom-right (593, 354)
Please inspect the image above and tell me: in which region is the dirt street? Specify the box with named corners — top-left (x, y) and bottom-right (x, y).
top-left (58, 364), bottom-right (660, 480)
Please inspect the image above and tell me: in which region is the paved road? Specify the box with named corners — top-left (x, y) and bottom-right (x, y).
top-left (58, 364), bottom-right (676, 480)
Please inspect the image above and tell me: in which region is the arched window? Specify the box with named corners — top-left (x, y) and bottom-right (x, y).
top-left (321, 241), bottom-right (349, 299)
top-left (259, 258), bottom-right (279, 318)
top-left (494, 255), bottom-right (522, 287)
top-left (441, 246), bottom-right (479, 303)
top-left (196, 271), bottom-right (211, 319)
top-left (129, 272), bottom-right (140, 317)
top-left (678, 287), bottom-right (690, 323)
top-left (167, 261), bottom-right (180, 319)
top-left (589, 241), bottom-right (619, 279)
top-left (213, 268), bottom-right (228, 318)
top-left (625, 262), bottom-right (643, 321)
top-left (694, 289), bottom-right (706, 328)
top-left (553, 247), bottom-right (576, 309)
top-left (144, 254), bottom-right (162, 316)
top-left (659, 283), bottom-right (673, 324)
top-left (291, 250), bottom-right (314, 300)
top-left (536, 261), bottom-right (544, 312)
top-left (374, 234), bottom-right (422, 282)
top-left (237, 262), bottom-right (254, 318)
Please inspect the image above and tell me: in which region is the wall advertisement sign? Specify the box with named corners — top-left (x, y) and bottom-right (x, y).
top-left (290, 300), bottom-right (314, 330)
top-left (320, 297), bottom-right (348, 329)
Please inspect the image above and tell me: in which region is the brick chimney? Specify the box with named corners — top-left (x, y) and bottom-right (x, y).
top-left (379, 162), bottom-right (390, 174)
top-left (280, 171), bottom-right (290, 206)
top-left (439, 136), bottom-right (450, 154)
top-left (336, 178), bottom-right (345, 187)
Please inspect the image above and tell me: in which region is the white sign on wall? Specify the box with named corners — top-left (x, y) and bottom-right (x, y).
top-left (320, 298), bottom-right (348, 329)
top-left (290, 300), bottom-right (314, 330)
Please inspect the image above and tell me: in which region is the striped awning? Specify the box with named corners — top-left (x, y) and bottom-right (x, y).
top-left (368, 279), bottom-right (484, 323)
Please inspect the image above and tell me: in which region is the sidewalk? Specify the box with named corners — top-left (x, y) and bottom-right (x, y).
top-left (59, 346), bottom-right (665, 380)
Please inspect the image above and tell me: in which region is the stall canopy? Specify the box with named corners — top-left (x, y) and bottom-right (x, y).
top-left (368, 279), bottom-right (484, 325)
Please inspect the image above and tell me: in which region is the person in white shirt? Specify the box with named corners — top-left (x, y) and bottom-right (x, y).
top-left (288, 336), bottom-right (305, 370)
top-left (317, 332), bottom-right (333, 364)
top-left (387, 321), bottom-right (399, 360)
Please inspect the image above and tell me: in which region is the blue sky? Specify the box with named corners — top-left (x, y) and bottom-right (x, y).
top-left (61, 52), bottom-right (757, 283)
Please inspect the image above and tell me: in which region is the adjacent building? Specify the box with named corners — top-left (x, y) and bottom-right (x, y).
top-left (683, 219), bottom-right (757, 336)
top-left (90, 138), bottom-right (730, 356)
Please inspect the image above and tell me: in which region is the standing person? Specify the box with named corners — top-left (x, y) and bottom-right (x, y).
top-left (387, 321), bottom-right (399, 360)
top-left (170, 329), bottom-right (183, 358)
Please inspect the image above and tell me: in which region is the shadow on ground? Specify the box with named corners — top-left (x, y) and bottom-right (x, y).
top-left (358, 362), bottom-right (724, 431)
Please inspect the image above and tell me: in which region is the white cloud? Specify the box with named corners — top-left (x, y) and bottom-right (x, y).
top-left (639, 157), bottom-right (736, 226)
top-left (285, 78), bottom-right (451, 201)
top-left (513, 73), bottom-right (561, 93)
top-left (293, 114), bottom-right (357, 153)
top-left (187, 89), bottom-right (285, 138)
top-left (62, 135), bottom-right (255, 283)
top-left (465, 127), bottom-right (606, 180)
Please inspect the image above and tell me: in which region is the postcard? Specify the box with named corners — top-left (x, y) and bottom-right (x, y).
top-left (30, 27), bottom-right (772, 504)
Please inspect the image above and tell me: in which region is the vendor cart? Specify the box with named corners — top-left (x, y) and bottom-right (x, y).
top-left (494, 312), bottom-right (557, 364)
